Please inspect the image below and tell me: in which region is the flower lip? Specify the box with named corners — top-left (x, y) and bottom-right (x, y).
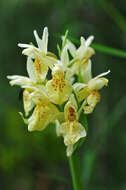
top-left (68, 106), bottom-right (77, 121)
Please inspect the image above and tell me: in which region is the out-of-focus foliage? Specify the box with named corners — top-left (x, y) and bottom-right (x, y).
top-left (0, 0), bottom-right (126, 189)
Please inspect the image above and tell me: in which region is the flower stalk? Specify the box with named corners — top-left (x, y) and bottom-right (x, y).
top-left (69, 155), bottom-right (81, 190)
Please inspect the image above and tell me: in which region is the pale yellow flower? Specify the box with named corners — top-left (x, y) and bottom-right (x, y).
top-left (23, 85), bottom-right (49, 116)
top-left (56, 95), bottom-right (86, 156)
top-left (7, 57), bottom-right (45, 86)
top-left (83, 90), bottom-right (101, 114)
top-left (28, 102), bottom-right (60, 132)
top-left (63, 35), bottom-right (95, 62)
top-left (18, 27), bottom-right (57, 81)
top-left (7, 56), bottom-right (50, 116)
top-left (73, 61), bottom-right (110, 114)
top-left (18, 27), bottom-right (48, 57)
top-left (63, 36), bottom-right (95, 81)
top-left (46, 63), bottom-right (72, 104)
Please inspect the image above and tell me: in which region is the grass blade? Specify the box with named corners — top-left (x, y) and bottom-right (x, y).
top-left (96, 0), bottom-right (126, 35)
top-left (92, 43), bottom-right (126, 58)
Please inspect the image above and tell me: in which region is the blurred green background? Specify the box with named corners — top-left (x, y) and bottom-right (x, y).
top-left (1, 0), bottom-right (126, 189)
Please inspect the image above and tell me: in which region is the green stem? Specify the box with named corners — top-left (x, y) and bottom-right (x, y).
top-left (69, 155), bottom-right (80, 190)
top-left (78, 100), bottom-right (86, 118)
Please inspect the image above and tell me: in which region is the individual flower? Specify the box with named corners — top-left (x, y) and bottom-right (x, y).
top-left (7, 56), bottom-right (50, 114)
top-left (18, 27), bottom-right (57, 81)
top-left (46, 63), bottom-right (72, 104)
top-left (67, 35), bottom-right (95, 62)
top-left (73, 61), bottom-right (110, 114)
top-left (27, 101), bottom-right (60, 132)
top-left (7, 57), bottom-right (46, 87)
top-left (56, 95), bottom-right (86, 156)
top-left (63, 35), bottom-right (95, 80)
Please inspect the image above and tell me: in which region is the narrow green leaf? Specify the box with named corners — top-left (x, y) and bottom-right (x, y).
top-left (96, 0), bottom-right (126, 35)
top-left (91, 43), bottom-right (126, 58)
top-left (107, 95), bottom-right (126, 129)
top-left (56, 33), bottom-right (126, 59)
top-left (81, 150), bottom-right (96, 188)
top-left (57, 43), bottom-right (61, 58)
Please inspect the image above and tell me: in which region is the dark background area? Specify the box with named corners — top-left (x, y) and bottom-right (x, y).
top-left (0, 0), bottom-right (126, 189)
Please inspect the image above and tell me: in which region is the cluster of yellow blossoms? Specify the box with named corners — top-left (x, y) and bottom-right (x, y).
top-left (7, 27), bottom-right (110, 156)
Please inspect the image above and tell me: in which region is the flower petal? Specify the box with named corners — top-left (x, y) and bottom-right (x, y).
top-left (33, 30), bottom-right (43, 51)
top-left (41, 27), bottom-right (48, 53)
top-left (81, 47), bottom-right (95, 62)
top-left (28, 102), bottom-right (59, 131)
top-left (21, 45), bottom-right (41, 59)
top-left (64, 100), bottom-right (78, 121)
top-left (65, 62), bottom-right (79, 81)
top-left (7, 75), bottom-right (33, 87)
top-left (75, 86), bottom-right (90, 102)
top-left (83, 91), bottom-right (100, 114)
top-left (88, 77), bottom-right (109, 91)
top-left (60, 121), bottom-right (86, 156)
top-left (46, 79), bottom-right (72, 104)
top-left (46, 66), bottom-right (72, 104)
top-left (18, 43), bottom-right (33, 48)
top-left (85, 35), bottom-right (94, 47)
top-left (94, 70), bottom-right (110, 80)
top-left (34, 58), bottom-right (48, 82)
top-left (27, 57), bottom-right (38, 82)
top-left (81, 60), bottom-right (92, 83)
top-left (61, 45), bottom-right (69, 67)
top-left (56, 120), bottom-right (63, 136)
top-left (27, 86), bottom-right (49, 105)
top-left (73, 82), bottom-right (87, 92)
top-left (33, 27), bottom-right (48, 54)
top-left (23, 89), bottom-right (35, 116)
top-left (66, 39), bottom-right (76, 57)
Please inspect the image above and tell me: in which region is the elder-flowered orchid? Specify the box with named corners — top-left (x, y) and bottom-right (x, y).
top-left (56, 95), bottom-right (86, 156)
top-left (67, 35), bottom-right (95, 62)
top-left (7, 57), bottom-right (49, 117)
top-left (62, 35), bottom-right (95, 81)
top-left (27, 102), bottom-right (60, 132)
top-left (73, 61), bottom-right (110, 114)
top-left (18, 27), bottom-right (57, 81)
top-left (46, 63), bottom-right (72, 104)
top-left (7, 26), bottom-right (110, 157)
